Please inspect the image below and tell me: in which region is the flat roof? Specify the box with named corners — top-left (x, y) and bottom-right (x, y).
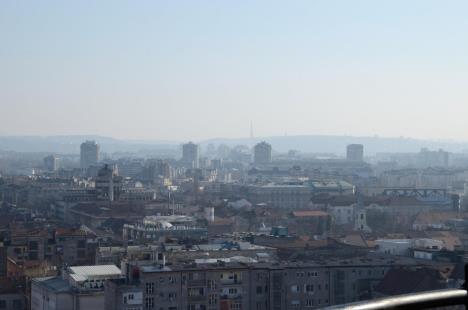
top-left (68, 265), bottom-right (121, 277)
top-left (293, 210), bottom-right (329, 217)
top-left (32, 277), bottom-right (71, 293)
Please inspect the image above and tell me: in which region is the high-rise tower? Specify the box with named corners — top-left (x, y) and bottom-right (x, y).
top-left (80, 140), bottom-right (100, 169)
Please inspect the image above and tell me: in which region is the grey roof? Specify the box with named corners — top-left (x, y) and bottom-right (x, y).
top-left (68, 265), bottom-right (121, 278)
top-left (33, 277), bottom-right (71, 293)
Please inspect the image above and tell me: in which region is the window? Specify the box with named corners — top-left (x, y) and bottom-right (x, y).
top-left (146, 282), bottom-right (154, 294)
top-left (28, 252), bottom-right (38, 260)
top-left (145, 297), bottom-right (154, 309)
top-left (256, 286), bottom-right (262, 294)
top-left (77, 240), bottom-right (86, 248)
top-left (290, 300), bottom-right (300, 307)
top-left (28, 241), bottom-right (38, 250)
top-left (305, 299), bottom-right (314, 307)
top-left (77, 249), bottom-right (86, 258)
top-left (231, 303), bottom-right (241, 310)
top-left (290, 285), bottom-right (300, 293)
top-left (228, 288), bottom-right (237, 295)
top-left (305, 284), bottom-right (314, 293)
top-left (207, 280), bottom-right (216, 290)
top-left (208, 294), bottom-right (217, 305)
top-left (189, 288), bottom-right (204, 297)
top-left (13, 300), bottom-right (22, 309)
top-left (168, 292), bottom-right (177, 299)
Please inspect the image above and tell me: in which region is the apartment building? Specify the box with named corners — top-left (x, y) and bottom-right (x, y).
top-left (105, 255), bottom-right (422, 310)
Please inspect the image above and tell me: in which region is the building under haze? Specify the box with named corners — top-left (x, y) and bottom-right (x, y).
top-left (181, 142), bottom-right (199, 168)
top-left (43, 155), bottom-right (58, 172)
top-left (80, 140), bottom-right (100, 169)
top-left (254, 141), bottom-right (272, 164)
top-left (347, 144), bottom-right (364, 162)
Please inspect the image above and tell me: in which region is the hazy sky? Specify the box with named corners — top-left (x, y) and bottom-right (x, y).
top-left (1, 1), bottom-right (468, 142)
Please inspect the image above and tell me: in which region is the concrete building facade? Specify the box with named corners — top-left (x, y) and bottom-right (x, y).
top-left (254, 142), bottom-right (272, 165)
top-left (346, 144), bottom-right (364, 162)
top-left (105, 256), bottom-right (416, 310)
top-left (182, 142), bottom-right (200, 169)
top-left (80, 141), bottom-right (100, 170)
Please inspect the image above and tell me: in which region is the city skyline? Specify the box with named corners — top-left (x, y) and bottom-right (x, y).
top-left (2, 1), bottom-right (468, 141)
top-left (3, 2), bottom-right (468, 309)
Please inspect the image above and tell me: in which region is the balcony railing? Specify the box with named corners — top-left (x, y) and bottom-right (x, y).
top-left (323, 289), bottom-right (467, 310)
top-left (323, 265), bottom-right (468, 309)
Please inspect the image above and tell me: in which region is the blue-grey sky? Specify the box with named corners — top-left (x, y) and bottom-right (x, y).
top-left (1, 1), bottom-right (468, 141)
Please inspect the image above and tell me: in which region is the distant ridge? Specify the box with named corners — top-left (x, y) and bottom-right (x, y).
top-left (200, 135), bottom-right (468, 155)
top-left (0, 135), bottom-right (467, 155)
top-left (0, 135), bottom-right (179, 154)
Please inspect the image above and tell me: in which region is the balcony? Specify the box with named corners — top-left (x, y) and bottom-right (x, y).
top-left (220, 294), bottom-right (242, 300)
top-left (188, 295), bottom-right (206, 302)
top-left (220, 278), bottom-right (242, 285)
top-left (187, 279), bottom-right (206, 287)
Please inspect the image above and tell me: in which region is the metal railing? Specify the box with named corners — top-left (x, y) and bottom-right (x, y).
top-left (323, 265), bottom-right (468, 309)
top-left (323, 289), bottom-right (467, 309)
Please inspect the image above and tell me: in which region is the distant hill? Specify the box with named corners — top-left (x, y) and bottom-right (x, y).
top-left (200, 135), bottom-right (468, 155)
top-left (0, 135), bottom-right (179, 154)
top-left (0, 135), bottom-right (467, 155)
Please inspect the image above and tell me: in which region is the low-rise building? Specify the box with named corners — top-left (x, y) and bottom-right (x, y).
top-left (31, 265), bottom-right (122, 310)
top-left (105, 254), bottom-right (425, 310)
top-left (123, 215), bottom-right (207, 243)
top-left (247, 184), bottom-right (310, 209)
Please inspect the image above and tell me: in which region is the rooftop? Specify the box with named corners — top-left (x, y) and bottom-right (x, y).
top-left (68, 265), bottom-right (121, 278)
top-left (293, 210), bottom-right (329, 217)
top-left (32, 277), bottom-right (71, 293)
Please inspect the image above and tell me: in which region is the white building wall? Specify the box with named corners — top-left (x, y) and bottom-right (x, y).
top-left (375, 239), bottom-right (411, 256)
top-left (328, 205), bottom-right (355, 225)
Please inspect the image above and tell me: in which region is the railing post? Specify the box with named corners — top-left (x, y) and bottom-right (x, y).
top-left (464, 263), bottom-right (468, 308)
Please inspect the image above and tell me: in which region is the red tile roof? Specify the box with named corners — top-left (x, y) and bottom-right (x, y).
top-left (292, 210), bottom-right (328, 217)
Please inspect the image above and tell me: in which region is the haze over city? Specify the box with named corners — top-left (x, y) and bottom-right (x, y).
top-left (3, 2), bottom-right (468, 310)
top-left (2, 0), bottom-right (468, 141)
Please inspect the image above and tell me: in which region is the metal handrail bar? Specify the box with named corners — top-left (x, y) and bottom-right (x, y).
top-left (323, 288), bottom-right (468, 310)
